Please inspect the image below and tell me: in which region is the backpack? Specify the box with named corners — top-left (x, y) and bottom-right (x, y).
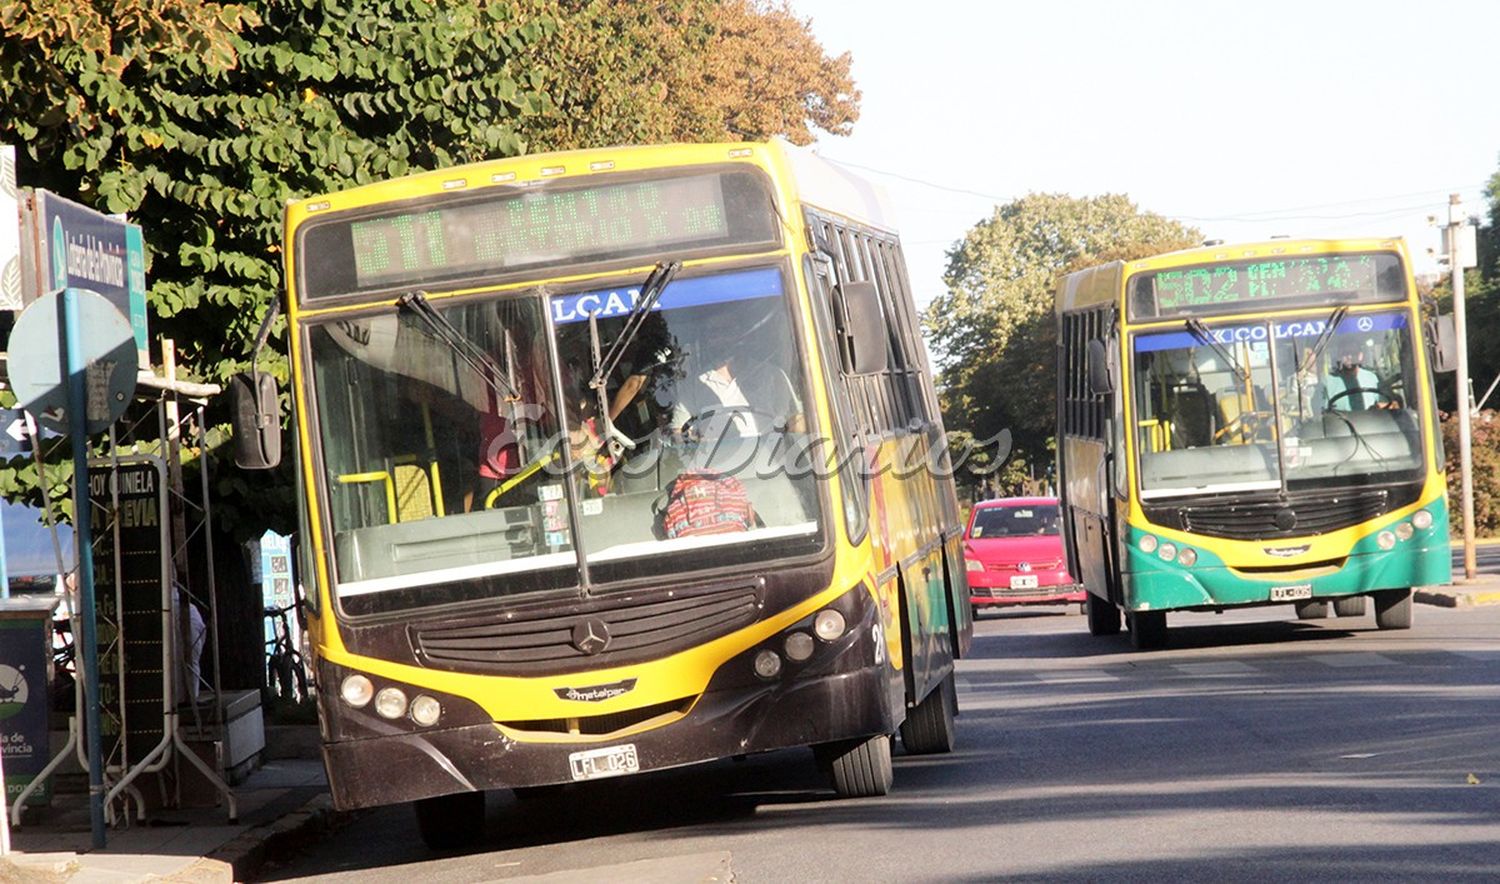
top-left (658, 471), bottom-right (756, 539)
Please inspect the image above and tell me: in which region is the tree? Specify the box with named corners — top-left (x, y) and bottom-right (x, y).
top-left (511, 0), bottom-right (858, 151)
top-left (924, 193), bottom-right (1200, 491)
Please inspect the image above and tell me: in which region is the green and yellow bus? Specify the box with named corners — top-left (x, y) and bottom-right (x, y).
top-left (234, 141), bottom-right (970, 846)
top-left (1056, 238), bottom-right (1452, 650)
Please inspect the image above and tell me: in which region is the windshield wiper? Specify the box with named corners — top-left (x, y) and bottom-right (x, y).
top-left (398, 291), bottom-right (520, 404)
top-left (1185, 318), bottom-right (1249, 383)
top-left (1297, 305), bottom-right (1349, 376)
top-left (588, 261), bottom-right (680, 392)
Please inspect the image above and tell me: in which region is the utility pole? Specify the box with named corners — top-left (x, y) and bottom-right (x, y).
top-left (1447, 194), bottom-right (1477, 580)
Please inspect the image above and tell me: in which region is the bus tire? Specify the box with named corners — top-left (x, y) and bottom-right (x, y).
top-left (900, 671), bottom-right (957, 755)
top-left (1127, 610), bottom-right (1167, 650)
top-left (1373, 588), bottom-right (1413, 630)
top-left (1294, 601), bottom-right (1329, 619)
top-left (816, 734), bottom-right (893, 798)
top-left (1086, 593), bottom-right (1121, 636)
top-left (413, 790), bottom-right (485, 850)
top-left (1333, 596), bottom-right (1366, 618)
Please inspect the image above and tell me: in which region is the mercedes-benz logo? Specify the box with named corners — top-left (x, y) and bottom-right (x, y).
top-left (1273, 508), bottom-right (1298, 531)
top-left (1357, 316), bottom-right (1374, 332)
top-left (571, 617), bottom-right (611, 655)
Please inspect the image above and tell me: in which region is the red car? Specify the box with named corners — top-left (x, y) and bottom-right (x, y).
top-left (964, 497), bottom-right (1084, 614)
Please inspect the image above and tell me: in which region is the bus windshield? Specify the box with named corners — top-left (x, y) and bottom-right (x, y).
top-left (307, 265), bottom-right (822, 614)
top-left (1132, 309), bottom-right (1425, 499)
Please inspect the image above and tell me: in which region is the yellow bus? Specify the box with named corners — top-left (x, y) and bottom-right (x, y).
top-left (1056, 238), bottom-right (1452, 650)
top-left (233, 141), bottom-right (971, 847)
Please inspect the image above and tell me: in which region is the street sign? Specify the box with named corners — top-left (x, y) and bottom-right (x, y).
top-left (0, 409), bottom-right (35, 458)
top-left (7, 288), bottom-right (138, 434)
top-left (19, 190), bottom-right (150, 366)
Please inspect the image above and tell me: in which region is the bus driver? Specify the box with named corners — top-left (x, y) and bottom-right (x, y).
top-left (669, 306), bottom-right (805, 440)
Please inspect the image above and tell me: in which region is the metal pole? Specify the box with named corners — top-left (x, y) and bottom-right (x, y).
top-left (1449, 195), bottom-right (1477, 581)
top-left (63, 288), bottom-right (107, 848)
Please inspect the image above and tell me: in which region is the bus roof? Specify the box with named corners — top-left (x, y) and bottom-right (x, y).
top-left (1056, 236), bottom-right (1412, 315)
top-left (284, 139), bottom-right (897, 235)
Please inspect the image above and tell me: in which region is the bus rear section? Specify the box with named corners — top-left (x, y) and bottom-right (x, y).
top-left (1057, 239), bottom-right (1453, 649)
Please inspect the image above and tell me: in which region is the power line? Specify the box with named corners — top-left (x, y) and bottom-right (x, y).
top-left (818, 153), bottom-right (1490, 226)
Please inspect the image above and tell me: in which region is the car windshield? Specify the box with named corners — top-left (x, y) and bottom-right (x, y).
top-left (1131, 309), bottom-right (1425, 499)
top-left (969, 504), bottom-right (1060, 538)
top-left (307, 265), bottom-right (823, 614)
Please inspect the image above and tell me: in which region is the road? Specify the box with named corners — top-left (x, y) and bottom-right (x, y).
top-left (261, 602), bottom-right (1500, 882)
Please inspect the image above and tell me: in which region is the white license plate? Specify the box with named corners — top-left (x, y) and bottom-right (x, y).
top-left (568, 743), bottom-right (640, 782)
top-left (1010, 575), bottom-right (1040, 590)
top-left (1270, 584), bottom-right (1313, 602)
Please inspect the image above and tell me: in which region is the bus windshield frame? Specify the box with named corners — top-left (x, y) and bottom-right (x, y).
top-left (1129, 307), bottom-right (1429, 501)
top-left (300, 260), bottom-right (829, 620)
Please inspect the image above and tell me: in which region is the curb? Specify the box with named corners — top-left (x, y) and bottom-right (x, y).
top-left (204, 792), bottom-right (347, 882)
top-left (1414, 587), bottom-right (1500, 608)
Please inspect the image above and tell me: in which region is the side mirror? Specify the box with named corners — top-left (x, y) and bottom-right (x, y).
top-left (1086, 339), bottom-right (1114, 394)
top-left (230, 371), bottom-right (282, 470)
top-left (840, 281), bottom-right (889, 374)
top-left (1430, 313), bottom-right (1458, 373)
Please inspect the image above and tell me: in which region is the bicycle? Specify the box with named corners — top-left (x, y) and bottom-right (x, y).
top-left (264, 602), bottom-right (309, 704)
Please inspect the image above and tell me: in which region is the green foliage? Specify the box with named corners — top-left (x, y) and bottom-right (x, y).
top-left (923, 194), bottom-right (1200, 492)
top-left (1442, 410), bottom-right (1500, 537)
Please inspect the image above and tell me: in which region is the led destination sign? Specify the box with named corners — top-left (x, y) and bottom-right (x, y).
top-left (298, 169), bottom-right (777, 300)
top-left (1129, 252), bottom-right (1406, 319)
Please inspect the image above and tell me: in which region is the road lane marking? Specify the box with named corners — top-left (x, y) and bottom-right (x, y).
top-left (1309, 652), bottom-right (1399, 668)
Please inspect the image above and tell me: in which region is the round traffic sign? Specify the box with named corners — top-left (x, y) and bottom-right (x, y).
top-left (8, 288), bottom-right (139, 434)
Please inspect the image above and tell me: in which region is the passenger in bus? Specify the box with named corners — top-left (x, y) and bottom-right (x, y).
top-left (1318, 338), bottom-right (1391, 411)
top-left (668, 306), bottom-right (804, 440)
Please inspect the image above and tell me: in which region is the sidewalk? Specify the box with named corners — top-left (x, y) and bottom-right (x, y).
top-left (1, 727), bottom-right (334, 883)
top-left (1415, 572), bottom-right (1500, 607)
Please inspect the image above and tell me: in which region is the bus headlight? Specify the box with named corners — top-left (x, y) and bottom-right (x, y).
top-left (1377, 531), bottom-right (1397, 551)
top-left (753, 649), bottom-right (782, 679)
top-left (409, 695), bottom-right (442, 727)
top-left (814, 609), bottom-right (847, 641)
top-left (340, 675), bottom-right (373, 708)
top-left (374, 687), bottom-right (408, 719)
top-left (1412, 510), bottom-right (1434, 530)
top-left (1395, 522), bottom-right (1415, 541)
top-left (784, 632), bottom-right (816, 662)
top-left (1157, 542), bottom-right (1177, 562)
top-left (1177, 547), bottom-right (1198, 567)
top-left (1139, 535), bottom-right (1158, 554)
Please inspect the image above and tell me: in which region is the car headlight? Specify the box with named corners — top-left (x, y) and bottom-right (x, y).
top-left (966, 558), bottom-right (984, 572)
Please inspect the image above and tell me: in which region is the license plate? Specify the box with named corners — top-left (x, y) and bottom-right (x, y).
top-left (568, 743), bottom-right (640, 782)
top-left (1010, 575), bottom-right (1039, 590)
top-left (1270, 584), bottom-right (1313, 602)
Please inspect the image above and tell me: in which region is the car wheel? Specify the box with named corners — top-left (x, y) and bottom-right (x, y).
top-left (1373, 588), bottom-right (1412, 630)
top-left (1294, 600), bottom-right (1329, 620)
top-left (414, 790), bottom-right (485, 850)
top-left (1085, 593), bottom-right (1121, 636)
top-left (816, 734), bottom-right (893, 798)
top-left (1333, 596), bottom-right (1365, 618)
top-left (1127, 610), bottom-right (1168, 650)
top-left (900, 671), bottom-right (957, 755)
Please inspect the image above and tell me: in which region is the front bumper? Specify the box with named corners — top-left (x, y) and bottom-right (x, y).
top-left (323, 658), bottom-right (898, 809)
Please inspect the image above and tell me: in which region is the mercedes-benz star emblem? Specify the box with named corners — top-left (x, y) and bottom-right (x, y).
top-left (571, 618), bottom-right (611, 655)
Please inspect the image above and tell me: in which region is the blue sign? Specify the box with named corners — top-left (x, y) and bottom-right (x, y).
top-left (38, 191), bottom-right (150, 365)
top-left (1, 599), bottom-right (58, 806)
top-left (1135, 311), bottom-right (1409, 353)
top-left (550, 267), bottom-right (783, 325)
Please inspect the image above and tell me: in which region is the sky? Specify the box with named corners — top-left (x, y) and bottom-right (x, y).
top-left (788, 0), bottom-right (1500, 312)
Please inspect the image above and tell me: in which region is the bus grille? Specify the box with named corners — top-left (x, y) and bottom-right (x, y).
top-left (1171, 490), bottom-right (1390, 540)
top-left (410, 585), bottom-right (760, 676)
top-left (499, 696), bottom-right (695, 737)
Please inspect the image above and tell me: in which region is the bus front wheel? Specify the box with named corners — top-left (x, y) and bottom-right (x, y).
top-left (1086, 593), bottom-right (1121, 636)
top-left (815, 734), bottom-right (893, 798)
top-left (1127, 610), bottom-right (1168, 650)
top-left (413, 790), bottom-right (485, 850)
top-left (1295, 600), bottom-right (1329, 619)
top-left (1373, 588), bottom-right (1413, 630)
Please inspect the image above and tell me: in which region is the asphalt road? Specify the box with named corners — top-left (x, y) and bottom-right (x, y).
top-left (261, 602), bottom-right (1500, 882)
